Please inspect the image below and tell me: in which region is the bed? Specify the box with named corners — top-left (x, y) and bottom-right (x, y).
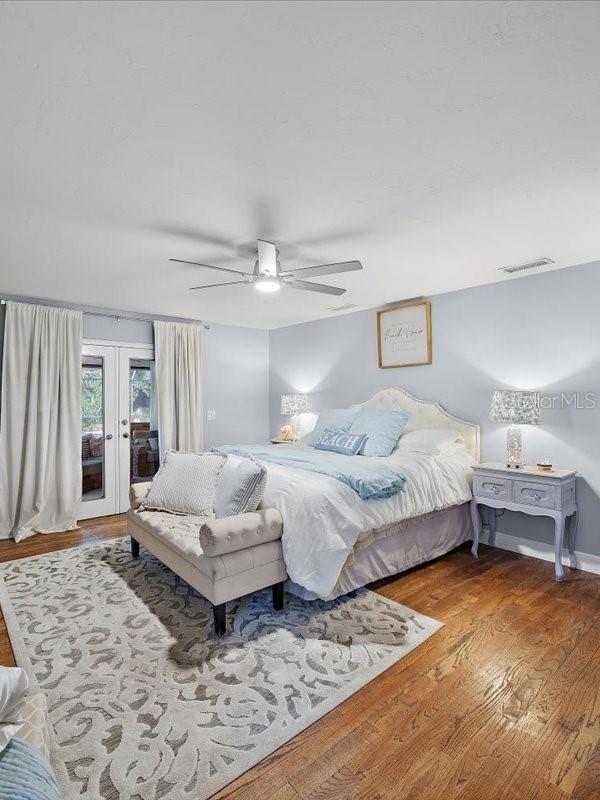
top-left (219, 387), bottom-right (480, 601)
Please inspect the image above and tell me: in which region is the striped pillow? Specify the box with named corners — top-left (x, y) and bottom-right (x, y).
top-left (214, 456), bottom-right (267, 519)
top-left (141, 451), bottom-right (226, 516)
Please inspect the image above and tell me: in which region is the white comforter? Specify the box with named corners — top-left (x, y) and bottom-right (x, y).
top-left (230, 445), bottom-right (474, 598)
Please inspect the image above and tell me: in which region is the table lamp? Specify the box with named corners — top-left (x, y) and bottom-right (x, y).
top-left (489, 389), bottom-right (540, 468)
top-left (280, 393), bottom-right (309, 441)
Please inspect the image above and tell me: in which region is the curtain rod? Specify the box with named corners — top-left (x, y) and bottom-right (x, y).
top-left (84, 309), bottom-right (210, 330)
top-left (0, 297), bottom-right (210, 330)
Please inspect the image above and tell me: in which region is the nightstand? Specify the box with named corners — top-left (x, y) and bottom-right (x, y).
top-left (471, 462), bottom-right (577, 582)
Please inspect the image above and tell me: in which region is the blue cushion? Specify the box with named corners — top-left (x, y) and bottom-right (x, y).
top-left (348, 408), bottom-right (410, 457)
top-left (304, 408), bottom-right (360, 445)
top-left (0, 738), bottom-right (61, 800)
top-left (314, 428), bottom-right (368, 456)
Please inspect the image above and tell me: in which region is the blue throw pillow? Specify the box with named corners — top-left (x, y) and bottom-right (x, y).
top-left (348, 408), bottom-right (410, 457)
top-left (304, 408), bottom-right (360, 446)
top-left (314, 428), bottom-right (368, 456)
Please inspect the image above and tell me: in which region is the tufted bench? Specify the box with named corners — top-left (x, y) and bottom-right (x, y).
top-left (127, 483), bottom-right (287, 635)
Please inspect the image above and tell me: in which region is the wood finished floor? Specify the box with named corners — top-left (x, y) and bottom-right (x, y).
top-left (1, 517), bottom-right (600, 800)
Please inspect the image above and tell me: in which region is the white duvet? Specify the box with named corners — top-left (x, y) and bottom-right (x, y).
top-left (230, 444), bottom-right (475, 598)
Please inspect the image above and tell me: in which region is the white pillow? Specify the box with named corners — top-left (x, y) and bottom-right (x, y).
top-left (396, 428), bottom-right (462, 455)
top-left (141, 451), bottom-right (226, 516)
top-left (0, 666), bottom-right (29, 753)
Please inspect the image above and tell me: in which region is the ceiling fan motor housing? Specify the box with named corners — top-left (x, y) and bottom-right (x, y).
top-left (257, 239), bottom-right (279, 276)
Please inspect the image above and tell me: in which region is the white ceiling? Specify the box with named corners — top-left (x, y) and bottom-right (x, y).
top-left (1, 1), bottom-right (600, 329)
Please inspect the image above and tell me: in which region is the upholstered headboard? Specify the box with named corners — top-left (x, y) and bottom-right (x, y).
top-left (352, 387), bottom-right (480, 461)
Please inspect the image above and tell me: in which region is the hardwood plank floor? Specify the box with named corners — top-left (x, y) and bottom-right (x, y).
top-left (1, 516), bottom-right (599, 799)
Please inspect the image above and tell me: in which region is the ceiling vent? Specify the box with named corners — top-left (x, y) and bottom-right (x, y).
top-left (499, 257), bottom-right (554, 275)
top-left (327, 303), bottom-right (358, 312)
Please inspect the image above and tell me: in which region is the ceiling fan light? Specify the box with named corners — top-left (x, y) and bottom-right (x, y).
top-left (255, 277), bottom-right (280, 293)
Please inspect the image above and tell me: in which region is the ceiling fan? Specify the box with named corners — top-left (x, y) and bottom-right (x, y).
top-left (170, 240), bottom-right (362, 296)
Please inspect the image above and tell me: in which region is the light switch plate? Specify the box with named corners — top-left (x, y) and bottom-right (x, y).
top-left (206, 410), bottom-right (216, 421)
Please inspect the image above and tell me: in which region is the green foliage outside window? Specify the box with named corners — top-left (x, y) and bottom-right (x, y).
top-left (81, 364), bottom-right (153, 433)
top-left (82, 365), bottom-right (103, 433)
top-left (130, 367), bottom-right (152, 423)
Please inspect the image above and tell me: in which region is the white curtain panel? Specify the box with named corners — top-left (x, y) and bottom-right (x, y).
top-left (154, 320), bottom-right (203, 456)
top-left (0, 301), bottom-right (83, 541)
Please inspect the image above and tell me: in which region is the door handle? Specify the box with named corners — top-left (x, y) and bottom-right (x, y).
top-left (105, 433), bottom-right (113, 440)
top-left (122, 432), bottom-right (129, 439)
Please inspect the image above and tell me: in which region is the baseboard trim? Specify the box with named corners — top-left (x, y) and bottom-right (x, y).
top-left (481, 526), bottom-right (600, 577)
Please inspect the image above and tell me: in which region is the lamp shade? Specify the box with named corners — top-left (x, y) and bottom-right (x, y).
top-left (489, 390), bottom-right (540, 425)
top-left (281, 393), bottom-right (309, 416)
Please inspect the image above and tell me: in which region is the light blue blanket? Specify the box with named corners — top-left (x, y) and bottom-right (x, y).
top-left (0, 738), bottom-right (61, 800)
top-left (216, 445), bottom-right (405, 500)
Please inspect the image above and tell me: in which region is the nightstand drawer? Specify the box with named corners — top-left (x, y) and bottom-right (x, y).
top-left (513, 480), bottom-right (556, 509)
top-left (473, 475), bottom-right (512, 502)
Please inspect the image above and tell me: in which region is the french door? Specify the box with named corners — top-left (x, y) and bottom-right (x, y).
top-left (80, 342), bottom-right (159, 519)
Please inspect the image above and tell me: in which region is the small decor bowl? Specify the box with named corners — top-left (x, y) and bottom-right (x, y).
top-left (536, 460), bottom-right (553, 472)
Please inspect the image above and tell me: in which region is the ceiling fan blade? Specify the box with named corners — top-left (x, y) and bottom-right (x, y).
top-left (279, 260), bottom-right (362, 279)
top-left (284, 279), bottom-right (346, 296)
top-left (188, 280), bottom-right (249, 290)
top-left (170, 258), bottom-right (250, 277)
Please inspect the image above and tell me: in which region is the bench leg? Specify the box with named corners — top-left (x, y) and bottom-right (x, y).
top-left (213, 602), bottom-right (226, 636)
top-left (131, 537), bottom-right (140, 558)
top-left (272, 581), bottom-right (285, 611)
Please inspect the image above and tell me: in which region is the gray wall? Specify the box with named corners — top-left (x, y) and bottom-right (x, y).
top-left (0, 299), bottom-right (270, 449)
top-left (202, 323), bottom-right (269, 448)
top-left (269, 261), bottom-right (600, 557)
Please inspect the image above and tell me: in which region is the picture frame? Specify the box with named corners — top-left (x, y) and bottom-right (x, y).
top-left (377, 300), bottom-right (432, 368)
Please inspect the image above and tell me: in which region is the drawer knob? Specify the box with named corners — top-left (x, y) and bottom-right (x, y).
top-left (480, 481), bottom-right (503, 495)
top-left (523, 489), bottom-right (542, 501)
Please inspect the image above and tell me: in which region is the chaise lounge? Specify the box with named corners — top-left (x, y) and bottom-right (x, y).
top-left (127, 483), bottom-right (287, 635)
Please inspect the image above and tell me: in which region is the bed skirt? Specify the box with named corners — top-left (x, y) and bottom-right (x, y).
top-left (288, 502), bottom-right (472, 601)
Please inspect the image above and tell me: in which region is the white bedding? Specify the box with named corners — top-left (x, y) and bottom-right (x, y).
top-left (228, 444), bottom-right (474, 598)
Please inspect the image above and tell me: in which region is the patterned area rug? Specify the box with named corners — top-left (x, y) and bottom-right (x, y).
top-left (0, 539), bottom-right (442, 800)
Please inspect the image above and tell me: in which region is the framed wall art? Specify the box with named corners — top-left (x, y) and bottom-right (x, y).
top-left (377, 300), bottom-right (432, 368)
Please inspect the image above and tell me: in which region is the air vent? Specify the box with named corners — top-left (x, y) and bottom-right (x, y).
top-left (499, 257), bottom-right (554, 275)
top-left (327, 303), bottom-right (358, 312)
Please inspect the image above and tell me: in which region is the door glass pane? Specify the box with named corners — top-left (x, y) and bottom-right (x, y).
top-left (129, 359), bottom-right (159, 484)
top-left (81, 357), bottom-right (105, 501)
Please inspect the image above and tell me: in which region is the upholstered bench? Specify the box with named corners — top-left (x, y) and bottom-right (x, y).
top-left (127, 483), bottom-right (287, 635)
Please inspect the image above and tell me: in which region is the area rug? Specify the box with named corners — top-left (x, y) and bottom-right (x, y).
top-left (0, 538), bottom-right (442, 800)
